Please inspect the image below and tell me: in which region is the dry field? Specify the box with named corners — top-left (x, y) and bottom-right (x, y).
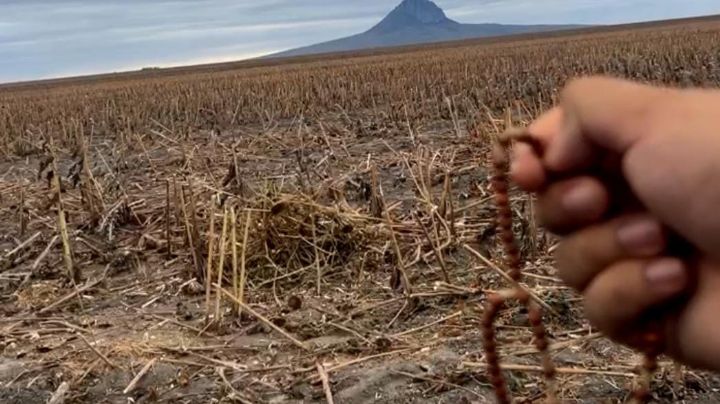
top-left (1, 17), bottom-right (720, 404)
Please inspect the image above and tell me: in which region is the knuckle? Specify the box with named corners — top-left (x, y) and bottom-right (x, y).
top-left (553, 241), bottom-right (576, 284)
top-left (619, 95), bottom-right (663, 140)
top-left (583, 286), bottom-right (624, 337)
top-left (561, 75), bottom-right (603, 101)
top-left (583, 297), bottom-right (609, 334)
top-left (562, 76), bottom-right (588, 94)
top-left (534, 195), bottom-right (554, 227)
top-left (583, 264), bottom-right (639, 337)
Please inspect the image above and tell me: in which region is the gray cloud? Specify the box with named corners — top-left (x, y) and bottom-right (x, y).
top-left (446, 0), bottom-right (720, 24)
top-left (1, 0), bottom-right (719, 83)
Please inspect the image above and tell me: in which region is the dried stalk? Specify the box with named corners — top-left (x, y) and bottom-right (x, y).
top-left (123, 358), bottom-right (157, 394)
top-left (214, 207), bottom-right (230, 321)
top-left (179, 185), bottom-right (200, 280)
top-left (384, 208), bottom-right (412, 296)
top-left (39, 277), bottom-right (104, 314)
top-left (77, 134), bottom-right (104, 224)
top-left (238, 209), bottom-right (251, 318)
top-left (32, 235), bottom-right (59, 270)
top-left (165, 179), bottom-right (172, 259)
top-left (312, 215), bottom-right (322, 295)
top-left (50, 155), bottom-right (80, 284)
top-left (369, 164), bottom-right (384, 218)
top-left (47, 382), bottom-right (69, 404)
top-left (19, 185), bottom-right (26, 237)
top-left (413, 213), bottom-right (450, 283)
top-left (218, 287), bottom-right (309, 351)
top-left (77, 333), bottom-right (120, 370)
top-left (231, 207), bottom-right (239, 313)
top-left (187, 177), bottom-right (204, 280)
top-left (205, 200), bottom-right (217, 313)
top-left (316, 360), bottom-right (335, 404)
top-left (173, 177), bottom-right (185, 247)
top-left (4, 231), bottom-right (41, 260)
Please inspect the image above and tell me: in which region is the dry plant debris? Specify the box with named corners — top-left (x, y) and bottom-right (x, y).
top-left (0, 18), bottom-right (719, 404)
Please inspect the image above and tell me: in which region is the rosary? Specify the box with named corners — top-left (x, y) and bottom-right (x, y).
top-left (482, 127), bottom-right (660, 403)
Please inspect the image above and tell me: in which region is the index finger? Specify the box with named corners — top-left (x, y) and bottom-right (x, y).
top-left (510, 107), bottom-right (563, 191)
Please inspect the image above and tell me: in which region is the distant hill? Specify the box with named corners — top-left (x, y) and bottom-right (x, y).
top-left (269, 0), bottom-right (585, 58)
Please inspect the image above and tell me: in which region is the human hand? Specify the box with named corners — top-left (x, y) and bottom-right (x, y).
top-left (511, 76), bottom-right (720, 370)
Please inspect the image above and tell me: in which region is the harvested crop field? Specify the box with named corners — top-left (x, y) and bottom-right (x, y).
top-left (2, 17), bottom-right (720, 404)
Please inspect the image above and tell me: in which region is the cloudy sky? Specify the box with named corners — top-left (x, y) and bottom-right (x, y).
top-left (2, 0), bottom-right (719, 83)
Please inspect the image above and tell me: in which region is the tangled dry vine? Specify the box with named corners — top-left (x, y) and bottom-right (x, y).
top-left (484, 127), bottom-right (660, 403)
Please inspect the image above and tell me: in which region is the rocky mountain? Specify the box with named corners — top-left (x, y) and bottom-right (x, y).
top-left (270, 0), bottom-right (583, 58)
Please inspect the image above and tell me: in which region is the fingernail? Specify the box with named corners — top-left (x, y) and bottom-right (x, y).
top-left (617, 217), bottom-right (664, 256)
top-left (645, 259), bottom-right (687, 293)
top-left (561, 183), bottom-right (597, 215)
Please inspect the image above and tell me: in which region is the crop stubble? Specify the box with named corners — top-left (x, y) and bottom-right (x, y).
top-left (0, 18), bottom-right (719, 403)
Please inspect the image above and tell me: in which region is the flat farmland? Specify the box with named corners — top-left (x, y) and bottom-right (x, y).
top-left (1, 16), bottom-right (720, 403)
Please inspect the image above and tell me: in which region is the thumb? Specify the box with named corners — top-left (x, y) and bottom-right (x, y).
top-left (544, 76), bottom-right (682, 172)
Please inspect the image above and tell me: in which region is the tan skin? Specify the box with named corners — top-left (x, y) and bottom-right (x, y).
top-left (511, 76), bottom-right (720, 371)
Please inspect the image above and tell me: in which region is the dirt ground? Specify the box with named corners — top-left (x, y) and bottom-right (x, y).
top-left (1, 110), bottom-right (719, 404)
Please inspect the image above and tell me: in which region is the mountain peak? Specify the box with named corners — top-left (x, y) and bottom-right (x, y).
top-left (395, 0), bottom-right (449, 24)
top-left (368, 0), bottom-right (457, 34)
top-left (270, 0), bottom-right (584, 59)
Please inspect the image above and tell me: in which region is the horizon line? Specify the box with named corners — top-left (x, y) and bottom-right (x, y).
top-left (1, 13), bottom-right (716, 87)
